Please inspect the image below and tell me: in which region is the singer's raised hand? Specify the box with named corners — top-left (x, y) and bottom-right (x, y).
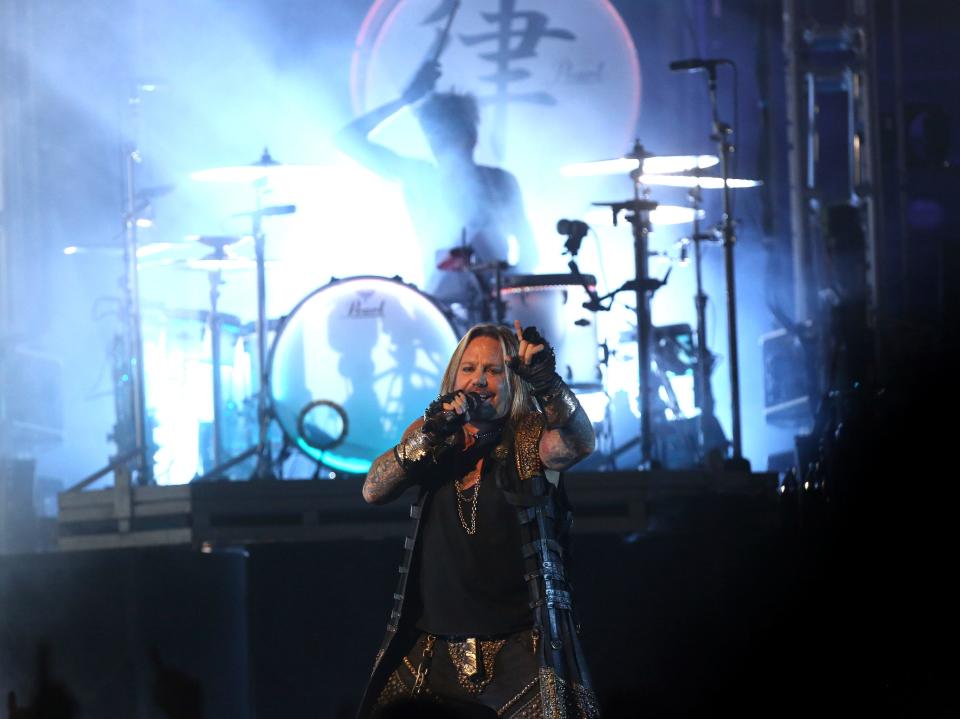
top-left (509, 319), bottom-right (546, 367)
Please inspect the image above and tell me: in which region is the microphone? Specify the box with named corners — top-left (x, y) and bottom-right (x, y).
top-left (557, 219), bottom-right (589, 256)
top-left (422, 391), bottom-right (482, 435)
top-left (668, 57), bottom-right (731, 72)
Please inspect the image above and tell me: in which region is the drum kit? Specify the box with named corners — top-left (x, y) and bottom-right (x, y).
top-left (79, 144), bottom-right (763, 485)
top-left (81, 60), bottom-right (760, 484)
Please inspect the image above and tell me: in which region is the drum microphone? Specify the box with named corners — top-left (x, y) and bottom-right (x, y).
top-left (668, 57), bottom-right (732, 73)
top-left (422, 391), bottom-right (483, 435)
top-left (557, 219), bottom-right (589, 256)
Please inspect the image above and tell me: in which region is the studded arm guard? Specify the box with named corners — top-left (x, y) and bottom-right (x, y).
top-left (392, 392), bottom-right (471, 475)
top-left (392, 429), bottom-right (443, 476)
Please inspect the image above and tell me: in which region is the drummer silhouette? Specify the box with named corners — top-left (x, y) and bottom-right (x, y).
top-left (334, 61), bottom-right (536, 316)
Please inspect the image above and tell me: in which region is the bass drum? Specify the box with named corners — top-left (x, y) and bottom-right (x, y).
top-left (268, 276), bottom-right (459, 474)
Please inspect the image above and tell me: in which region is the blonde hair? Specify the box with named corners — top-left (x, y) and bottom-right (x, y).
top-left (439, 324), bottom-right (533, 426)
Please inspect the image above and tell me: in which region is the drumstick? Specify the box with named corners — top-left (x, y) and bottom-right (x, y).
top-left (431, 0), bottom-right (461, 62)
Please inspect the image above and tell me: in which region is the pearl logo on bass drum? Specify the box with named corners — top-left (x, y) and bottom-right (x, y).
top-left (347, 291), bottom-right (385, 319)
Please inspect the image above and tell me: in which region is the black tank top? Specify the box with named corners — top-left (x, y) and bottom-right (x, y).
top-left (415, 450), bottom-right (532, 637)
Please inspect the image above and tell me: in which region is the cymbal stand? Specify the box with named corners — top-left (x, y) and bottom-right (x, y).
top-left (250, 186), bottom-right (282, 480)
top-left (205, 246), bottom-right (227, 469)
top-left (598, 153), bottom-right (662, 468)
top-left (122, 144), bottom-right (153, 486)
top-left (69, 85), bottom-right (156, 494)
top-left (688, 186), bottom-right (718, 457)
top-left (628, 189), bottom-right (658, 468)
top-left (192, 198), bottom-right (295, 483)
top-left (705, 63), bottom-right (749, 468)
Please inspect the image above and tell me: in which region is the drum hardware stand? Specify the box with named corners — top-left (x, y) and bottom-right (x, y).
top-left (209, 263), bottom-right (226, 469)
top-left (468, 260), bottom-right (509, 325)
top-left (74, 85), bottom-right (157, 493)
top-left (193, 189), bottom-right (296, 482)
top-left (679, 61), bottom-right (750, 469)
top-left (686, 186), bottom-right (725, 463)
top-left (193, 236), bottom-right (243, 470)
top-left (592, 150), bottom-right (665, 469)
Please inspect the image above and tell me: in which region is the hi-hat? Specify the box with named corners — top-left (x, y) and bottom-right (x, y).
top-left (561, 154), bottom-right (719, 177)
top-left (638, 174), bottom-right (763, 189)
top-left (190, 149), bottom-right (324, 184)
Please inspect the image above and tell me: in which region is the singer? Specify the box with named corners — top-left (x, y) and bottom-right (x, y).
top-left (358, 322), bottom-right (599, 718)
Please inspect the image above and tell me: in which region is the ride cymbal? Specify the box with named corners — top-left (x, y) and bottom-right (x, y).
top-left (190, 149), bottom-right (325, 184)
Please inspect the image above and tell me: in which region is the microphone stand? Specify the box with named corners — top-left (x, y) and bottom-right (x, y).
top-left (705, 64), bottom-right (750, 469)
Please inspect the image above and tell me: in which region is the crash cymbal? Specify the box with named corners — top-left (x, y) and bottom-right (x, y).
top-left (637, 174), bottom-right (763, 189)
top-left (560, 155), bottom-right (719, 177)
top-left (190, 149), bottom-right (324, 184)
top-left (562, 154), bottom-right (720, 177)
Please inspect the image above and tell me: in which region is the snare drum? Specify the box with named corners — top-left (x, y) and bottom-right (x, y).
top-left (268, 276), bottom-right (459, 473)
top-left (500, 274), bottom-right (602, 390)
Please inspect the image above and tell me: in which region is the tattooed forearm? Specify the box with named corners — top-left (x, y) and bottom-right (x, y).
top-left (362, 449), bottom-right (412, 504)
top-left (539, 381), bottom-right (579, 429)
top-left (539, 403), bottom-right (596, 471)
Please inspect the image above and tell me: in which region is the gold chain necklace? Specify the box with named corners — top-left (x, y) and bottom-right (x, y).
top-left (454, 461), bottom-right (483, 535)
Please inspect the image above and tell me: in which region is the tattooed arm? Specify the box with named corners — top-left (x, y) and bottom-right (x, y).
top-left (539, 401), bottom-right (596, 471)
top-left (362, 419), bottom-right (426, 505)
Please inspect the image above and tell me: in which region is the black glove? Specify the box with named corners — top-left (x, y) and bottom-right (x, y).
top-left (421, 391), bottom-right (482, 438)
top-left (394, 391), bottom-right (480, 475)
top-left (509, 326), bottom-right (562, 396)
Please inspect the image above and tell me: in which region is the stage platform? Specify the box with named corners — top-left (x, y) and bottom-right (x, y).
top-left (56, 469), bottom-right (780, 551)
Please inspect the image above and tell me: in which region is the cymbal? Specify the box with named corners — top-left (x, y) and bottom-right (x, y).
top-left (638, 174), bottom-right (763, 189)
top-left (561, 154), bottom-right (719, 177)
top-left (62, 242), bottom-right (178, 259)
top-left (184, 254), bottom-right (260, 272)
top-left (185, 235), bottom-right (253, 250)
top-left (586, 204), bottom-right (704, 226)
top-left (190, 149), bottom-right (324, 184)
